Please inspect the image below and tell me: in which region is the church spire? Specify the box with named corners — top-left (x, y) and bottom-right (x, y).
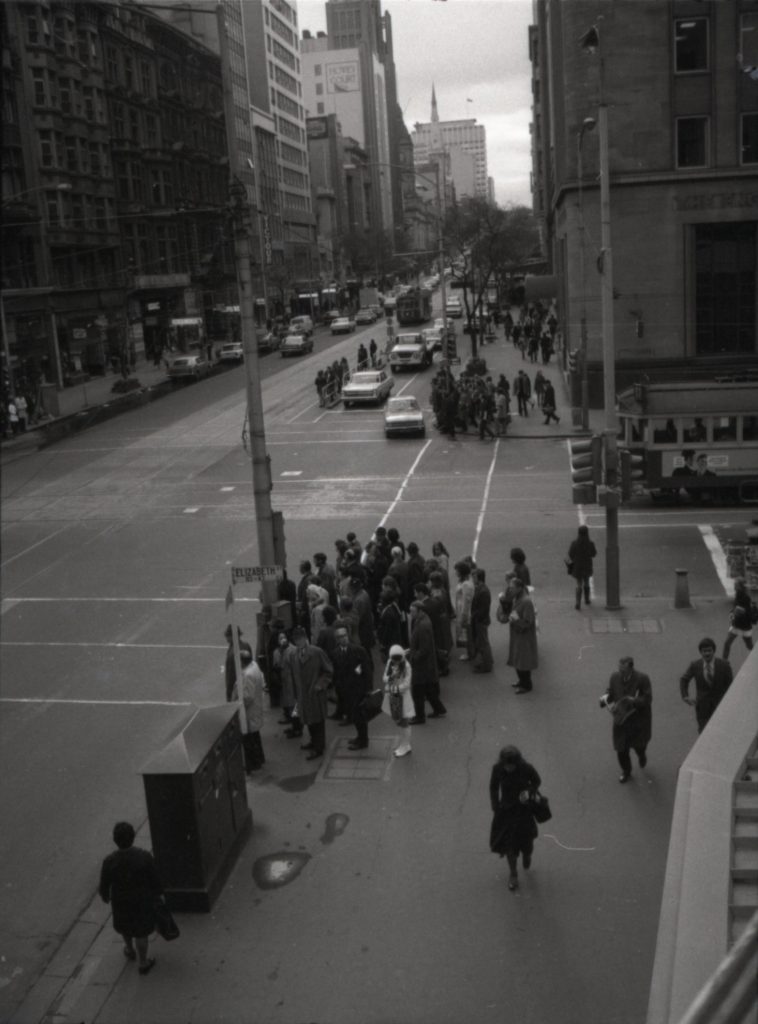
top-left (431, 84), bottom-right (439, 123)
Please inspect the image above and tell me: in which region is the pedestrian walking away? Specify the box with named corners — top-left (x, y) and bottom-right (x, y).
top-left (599, 656), bottom-right (652, 783)
top-left (567, 525), bottom-right (596, 609)
top-left (541, 380), bottom-right (560, 425)
top-left (489, 746), bottom-right (543, 891)
top-left (722, 577), bottom-right (757, 660)
top-left (99, 821), bottom-right (164, 975)
top-left (369, 338), bottom-right (378, 367)
top-left (382, 645), bottom-right (415, 757)
top-left (679, 637), bottom-right (733, 734)
top-left (506, 579), bottom-right (538, 693)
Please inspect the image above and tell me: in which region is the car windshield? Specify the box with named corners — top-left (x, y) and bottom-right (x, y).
top-left (350, 373), bottom-right (381, 385)
top-left (389, 398), bottom-right (419, 412)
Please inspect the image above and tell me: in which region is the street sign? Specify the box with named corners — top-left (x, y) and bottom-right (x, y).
top-left (231, 565), bottom-right (283, 585)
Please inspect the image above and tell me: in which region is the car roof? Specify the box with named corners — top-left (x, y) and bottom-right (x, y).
top-left (349, 371), bottom-right (383, 381)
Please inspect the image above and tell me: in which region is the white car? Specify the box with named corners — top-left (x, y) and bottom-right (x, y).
top-left (384, 395), bottom-right (426, 437)
top-left (422, 327), bottom-right (444, 352)
top-left (280, 331), bottom-right (314, 357)
top-left (168, 354), bottom-right (210, 380)
top-left (341, 370), bottom-right (394, 407)
top-left (389, 333), bottom-right (433, 372)
top-left (289, 315), bottom-right (314, 336)
top-left (445, 300), bottom-right (463, 318)
top-left (217, 341), bottom-right (244, 364)
top-left (331, 316), bottom-right (356, 334)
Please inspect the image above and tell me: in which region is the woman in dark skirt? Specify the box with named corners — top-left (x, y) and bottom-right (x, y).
top-left (99, 822), bottom-right (163, 974)
top-left (489, 746), bottom-right (542, 891)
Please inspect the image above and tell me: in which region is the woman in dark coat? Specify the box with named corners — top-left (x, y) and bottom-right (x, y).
top-left (568, 525), bottom-right (597, 610)
top-left (489, 746), bottom-right (542, 891)
top-left (99, 821), bottom-right (163, 974)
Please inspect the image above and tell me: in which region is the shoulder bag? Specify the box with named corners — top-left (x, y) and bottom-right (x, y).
top-left (155, 900), bottom-right (180, 941)
top-left (357, 688), bottom-right (383, 723)
top-left (529, 791), bottom-right (552, 824)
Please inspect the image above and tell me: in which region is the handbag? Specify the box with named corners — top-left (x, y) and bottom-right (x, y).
top-left (154, 901), bottom-right (180, 941)
top-left (530, 791), bottom-right (552, 824)
top-left (564, 558), bottom-right (574, 576)
top-left (358, 688), bottom-right (383, 723)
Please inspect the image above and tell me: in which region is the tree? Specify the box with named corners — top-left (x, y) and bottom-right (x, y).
top-left (444, 199), bottom-right (540, 357)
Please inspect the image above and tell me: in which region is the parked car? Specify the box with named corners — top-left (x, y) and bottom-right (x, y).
top-left (321, 310), bottom-right (341, 326)
top-left (355, 308), bottom-right (377, 325)
top-left (217, 341), bottom-right (244, 364)
top-left (331, 316), bottom-right (356, 335)
top-left (258, 331), bottom-right (281, 353)
top-left (168, 353), bottom-right (210, 380)
top-left (341, 369), bottom-right (394, 407)
top-left (289, 315), bottom-right (314, 336)
top-left (445, 299), bottom-right (463, 318)
top-left (384, 395), bottom-right (426, 437)
top-left (389, 332), bottom-right (433, 372)
top-left (434, 317), bottom-right (453, 331)
top-left (280, 331), bottom-right (314, 357)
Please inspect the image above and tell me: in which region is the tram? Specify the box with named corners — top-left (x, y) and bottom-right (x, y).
top-left (616, 380), bottom-right (758, 503)
top-left (396, 288), bottom-right (433, 326)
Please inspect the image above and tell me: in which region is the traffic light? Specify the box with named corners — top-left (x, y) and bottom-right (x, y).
top-left (619, 448), bottom-right (645, 501)
top-left (567, 349), bottom-right (579, 373)
top-left (445, 332), bottom-right (458, 362)
top-left (570, 435), bottom-right (603, 504)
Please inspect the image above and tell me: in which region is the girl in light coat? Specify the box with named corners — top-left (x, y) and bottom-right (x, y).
top-left (382, 645), bottom-right (414, 758)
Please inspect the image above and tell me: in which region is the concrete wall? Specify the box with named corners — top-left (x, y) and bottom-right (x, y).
top-left (646, 648), bottom-right (758, 1024)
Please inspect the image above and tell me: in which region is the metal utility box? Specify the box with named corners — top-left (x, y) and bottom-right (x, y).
top-left (141, 705), bottom-right (252, 912)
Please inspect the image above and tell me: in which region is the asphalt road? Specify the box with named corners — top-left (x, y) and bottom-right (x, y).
top-left (1, 309), bottom-right (753, 1024)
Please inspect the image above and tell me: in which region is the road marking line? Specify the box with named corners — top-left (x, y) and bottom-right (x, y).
top-left (281, 470), bottom-right (303, 476)
top-left (220, 486), bottom-right (235, 492)
top-left (1, 641), bottom-right (226, 649)
top-left (0, 697), bottom-right (195, 706)
top-left (472, 440), bottom-right (500, 563)
top-left (378, 439), bottom-right (432, 526)
top-left (698, 524), bottom-right (734, 595)
top-left (183, 507), bottom-right (199, 513)
top-left (1, 596), bottom-right (258, 604)
top-left (0, 523), bottom-right (73, 569)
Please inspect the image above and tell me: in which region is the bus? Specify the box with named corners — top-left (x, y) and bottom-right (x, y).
top-left (616, 380), bottom-right (758, 503)
top-left (396, 288), bottom-right (433, 326)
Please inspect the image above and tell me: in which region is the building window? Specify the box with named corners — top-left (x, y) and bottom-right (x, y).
top-left (675, 18), bottom-right (708, 73)
top-left (676, 116), bottom-right (708, 168)
top-left (742, 113), bottom-right (758, 165)
top-left (40, 131), bottom-right (54, 167)
top-left (145, 114), bottom-right (158, 148)
top-left (695, 222), bottom-right (756, 355)
top-left (106, 46), bottom-right (118, 82)
top-left (32, 69), bottom-right (47, 106)
top-left (140, 61), bottom-right (152, 97)
top-left (66, 140), bottom-right (77, 172)
top-left (314, 64), bottom-right (322, 76)
top-left (317, 102), bottom-right (324, 114)
top-left (315, 83), bottom-right (323, 96)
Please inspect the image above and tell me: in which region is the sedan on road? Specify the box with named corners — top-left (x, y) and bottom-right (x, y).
top-left (331, 316), bottom-right (356, 335)
top-left (422, 327), bottom-right (444, 352)
top-left (217, 341), bottom-right (244, 364)
top-left (384, 395), bottom-right (426, 437)
top-left (168, 353), bottom-right (210, 380)
top-left (355, 308), bottom-right (377, 325)
top-left (280, 331), bottom-right (314, 357)
top-left (341, 369), bottom-right (394, 407)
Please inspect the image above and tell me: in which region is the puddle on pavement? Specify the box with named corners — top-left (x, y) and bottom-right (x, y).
top-left (252, 852), bottom-right (311, 889)
top-left (276, 771), bottom-right (318, 792)
top-left (320, 812), bottom-right (349, 844)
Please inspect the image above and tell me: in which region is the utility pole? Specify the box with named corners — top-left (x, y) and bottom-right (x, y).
top-left (218, 5), bottom-right (281, 616)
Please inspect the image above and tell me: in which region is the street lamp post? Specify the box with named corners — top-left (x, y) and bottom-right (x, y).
top-left (582, 23), bottom-right (620, 609)
top-left (576, 117), bottom-right (595, 431)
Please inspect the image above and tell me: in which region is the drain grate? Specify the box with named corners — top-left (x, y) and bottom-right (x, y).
top-left (590, 618), bottom-right (662, 634)
top-left (322, 736), bottom-right (397, 781)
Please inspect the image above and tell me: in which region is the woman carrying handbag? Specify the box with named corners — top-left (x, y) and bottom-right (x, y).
top-left (382, 645), bottom-right (415, 758)
top-left (489, 746), bottom-right (543, 892)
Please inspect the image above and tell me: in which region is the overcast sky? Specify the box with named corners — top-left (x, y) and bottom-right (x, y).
top-left (298, 0), bottom-right (535, 209)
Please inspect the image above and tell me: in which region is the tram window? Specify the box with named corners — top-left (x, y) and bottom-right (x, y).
top-left (743, 416), bottom-right (758, 441)
top-left (712, 417), bottom-right (736, 442)
top-left (682, 417), bottom-right (707, 443)
top-left (653, 419), bottom-right (678, 443)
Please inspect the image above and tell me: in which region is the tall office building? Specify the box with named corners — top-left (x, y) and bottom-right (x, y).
top-left (411, 97), bottom-right (488, 200)
top-left (301, 0), bottom-right (395, 238)
top-left (530, 0), bottom-right (757, 398)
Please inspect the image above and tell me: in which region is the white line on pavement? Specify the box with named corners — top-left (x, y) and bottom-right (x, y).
top-left (378, 439), bottom-right (433, 526)
top-left (698, 524), bottom-right (734, 596)
top-left (1, 641), bottom-right (226, 649)
top-left (0, 522), bottom-right (73, 569)
top-left (0, 697), bottom-right (195, 706)
top-left (471, 440), bottom-right (500, 563)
